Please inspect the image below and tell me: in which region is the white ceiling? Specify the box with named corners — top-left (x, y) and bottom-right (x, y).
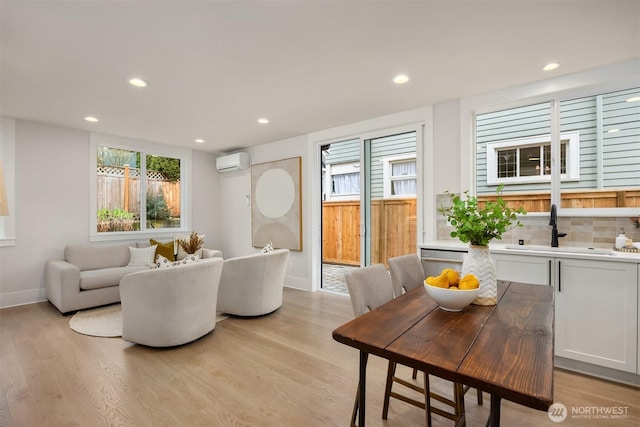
top-left (1, 1), bottom-right (639, 153)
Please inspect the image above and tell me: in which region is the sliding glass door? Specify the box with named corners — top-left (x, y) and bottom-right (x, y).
top-left (320, 131), bottom-right (417, 292)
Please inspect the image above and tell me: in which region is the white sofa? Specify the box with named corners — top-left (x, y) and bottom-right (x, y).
top-left (120, 257), bottom-right (224, 347)
top-left (45, 243), bottom-right (222, 314)
top-left (217, 249), bottom-right (289, 316)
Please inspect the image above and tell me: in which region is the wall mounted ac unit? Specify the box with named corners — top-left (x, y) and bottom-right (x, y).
top-left (216, 152), bottom-right (249, 172)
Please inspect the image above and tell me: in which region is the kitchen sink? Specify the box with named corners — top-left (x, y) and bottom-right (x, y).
top-left (504, 245), bottom-right (617, 256)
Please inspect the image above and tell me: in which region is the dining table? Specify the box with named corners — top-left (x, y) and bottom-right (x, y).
top-left (332, 280), bottom-right (554, 427)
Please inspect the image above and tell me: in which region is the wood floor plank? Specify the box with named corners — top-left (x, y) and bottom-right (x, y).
top-left (1, 288), bottom-right (638, 426)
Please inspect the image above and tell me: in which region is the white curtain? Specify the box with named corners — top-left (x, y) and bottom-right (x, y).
top-left (333, 172), bottom-right (360, 194)
top-left (391, 161), bottom-right (416, 195)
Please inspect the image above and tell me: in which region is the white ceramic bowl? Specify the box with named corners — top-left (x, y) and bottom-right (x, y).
top-left (423, 281), bottom-right (481, 312)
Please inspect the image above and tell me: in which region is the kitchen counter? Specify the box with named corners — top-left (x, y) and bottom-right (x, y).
top-left (419, 241), bottom-right (640, 263)
top-left (420, 239), bottom-right (640, 385)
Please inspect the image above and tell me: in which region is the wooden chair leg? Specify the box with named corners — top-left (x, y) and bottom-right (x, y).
top-left (382, 360), bottom-right (396, 419)
top-left (477, 388), bottom-right (483, 405)
top-left (412, 368), bottom-right (418, 379)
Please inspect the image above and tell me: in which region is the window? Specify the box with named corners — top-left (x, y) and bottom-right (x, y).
top-left (383, 156), bottom-right (417, 197)
top-left (486, 132), bottom-right (579, 185)
top-left (330, 162), bottom-right (360, 197)
top-left (559, 87), bottom-right (640, 210)
top-left (90, 133), bottom-right (190, 240)
top-left (145, 154), bottom-right (181, 230)
top-left (475, 86), bottom-right (640, 213)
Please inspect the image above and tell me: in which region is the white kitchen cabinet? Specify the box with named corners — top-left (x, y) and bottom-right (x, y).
top-left (494, 252), bottom-right (638, 374)
top-left (493, 254), bottom-right (640, 373)
top-left (420, 248), bottom-right (466, 277)
top-left (494, 253), bottom-right (553, 286)
top-left (421, 243), bottom-right (640, 382)
top-left (555, 258), bottom-right (637, 373)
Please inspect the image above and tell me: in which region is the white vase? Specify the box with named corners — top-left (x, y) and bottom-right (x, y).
top-left (461, 245), bottom-right (497, 306)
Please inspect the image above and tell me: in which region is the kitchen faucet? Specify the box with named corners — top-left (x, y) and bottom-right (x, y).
top-left (549, 204), bottom-right (567, 247)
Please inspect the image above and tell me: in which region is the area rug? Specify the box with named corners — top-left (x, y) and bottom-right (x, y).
top-left (69, 304), bottom-right (229, 338)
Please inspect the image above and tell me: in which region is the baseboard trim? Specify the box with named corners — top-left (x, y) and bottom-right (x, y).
top-left (0, 288), bottom-right (47, 309)
top-left (555, 356), bottom-right (640, 387)
top-left (284, 274), bottom-right (310, 291)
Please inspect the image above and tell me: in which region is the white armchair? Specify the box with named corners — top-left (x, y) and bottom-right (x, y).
top-left (120, 257), bottom-right (223, 347)
top-left (217, 249), bottom-right (289, 316)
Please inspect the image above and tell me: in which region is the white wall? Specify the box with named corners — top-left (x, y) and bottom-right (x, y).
top-left (191, 148), bottom-right (223, 250)
top-left (0, 119), bottom-right (221, 308)
top-left (217, 134), bottom-right (310, 290)
top-left (433, 100), bottom-right (461, 194)
top-left (0, 121), bottom-right (89, 306)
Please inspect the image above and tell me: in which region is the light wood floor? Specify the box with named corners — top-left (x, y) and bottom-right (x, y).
top-left (1, 288), bottom-right (638, 426)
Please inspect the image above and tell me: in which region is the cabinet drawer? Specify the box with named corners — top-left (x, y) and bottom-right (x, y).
top-left (421, 248), bottom-right (466, 277)
top-left (494, 253), bottom-right (551, 286)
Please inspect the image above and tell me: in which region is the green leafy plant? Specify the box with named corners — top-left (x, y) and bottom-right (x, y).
top-left (96, 208), bottom-right (138, 232)
top-left (439, 184), bottom-right (526, 246)
top-left (146, 191), bottom-right (172, 221)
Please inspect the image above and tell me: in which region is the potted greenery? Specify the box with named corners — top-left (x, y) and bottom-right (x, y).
top-left (440, 184), bottom-right (526, 305)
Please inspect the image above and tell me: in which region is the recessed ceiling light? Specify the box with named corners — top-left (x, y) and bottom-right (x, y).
top-left (84, 116), bottom-right (99, 122)
top-left (129, 78), bottom-right (149, 88)
top-left (393, 74), bottom-right (409, 84)
top-left (626, 96), bottom-right (640, 102)
top-left (257, 118), bottom-right (269, 124)
top-left (543, 63), bottom-right (559, 71)
top-left (195, 139), bottom-right (205, 144)
top-left (608, 129), bottom-right (620, 133)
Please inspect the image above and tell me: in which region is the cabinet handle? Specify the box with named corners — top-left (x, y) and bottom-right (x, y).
top-left (558, 260), bottom-right (562, 292)
top-left (548, 259), bottom-right (552, 287)
top-left (421, 257), bottom-right (464, 264)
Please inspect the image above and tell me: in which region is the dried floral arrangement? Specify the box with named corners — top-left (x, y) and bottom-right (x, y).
top-left (632, 216), bottom-right (640, 229)
top-left (177, 232), bottom-right (204, 254)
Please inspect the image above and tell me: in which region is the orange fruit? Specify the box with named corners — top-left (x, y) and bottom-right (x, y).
top-left (459, 274), bottom-right (479, 290)
top-left (442, 268), bottom-right (460, 286)
top-left (426, 273), bottom-right (450, 289)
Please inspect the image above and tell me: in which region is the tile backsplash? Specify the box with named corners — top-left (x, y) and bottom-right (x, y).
top-left (435, 193), bottom-right (640, 248)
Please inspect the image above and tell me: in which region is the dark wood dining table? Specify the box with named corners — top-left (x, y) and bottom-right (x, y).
top-left (332, 281), bottom-right (554, 426)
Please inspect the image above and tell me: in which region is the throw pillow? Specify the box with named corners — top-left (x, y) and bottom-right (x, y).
top-left (155, 254), bottom-right (173, 268)
top-left (128, 245), bottom-right (157, 266)
top-left (175, 254), bottom-right (201, 266)
top-left (262, 241), bottom-right (274, 253)
top-left (155, 253), bottom-right (201, 269)
top-left (175, 233), bottom-right (205, 260)
top-left (150, 239), bottom-right (175, 261)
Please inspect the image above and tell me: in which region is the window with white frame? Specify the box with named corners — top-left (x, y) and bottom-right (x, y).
top-left (475, 84), bottom-right (639, 214)
top-left (383, 155), bottom-right (417, 197)
top-left (330, 162), bottom-right (360, 198)
top-left (486, 132), bottom-right (580, 185)
top-left (90, 133), bottom-right (190, 240)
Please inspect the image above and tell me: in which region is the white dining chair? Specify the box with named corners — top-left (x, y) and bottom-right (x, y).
top-left (346, 263), bottom-right (469, 426)
top-left (387, 254), bottom-right (484, 422)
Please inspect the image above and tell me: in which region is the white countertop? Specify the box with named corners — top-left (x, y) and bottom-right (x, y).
top-left (419, 241), bottom-right (640, 263)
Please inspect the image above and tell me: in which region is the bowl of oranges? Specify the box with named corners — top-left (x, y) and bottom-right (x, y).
top-left (424, 269), bottom-right (480, 312)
